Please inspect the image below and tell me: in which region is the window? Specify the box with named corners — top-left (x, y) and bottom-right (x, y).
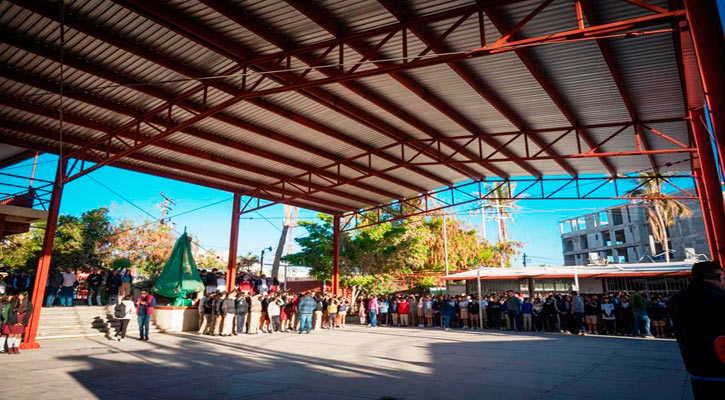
top-left (599, 212), bottom-right (609, 226)
top-left (561, 220), bottom-right (572, 234)
top-left (614, 229), bottom-right (626, 245)
top-left (577, 217), bottom-right (586, 231)
top-left (579, 235), bottom-right (588, 250)
top-left (612, 208), bottom-right (624, 225)
top-left (605, 250), bottom-right (614, 263)
top-left (604, 232), bottom-right (613, 247)
top-left (565, 239), bottom-right (575, 252)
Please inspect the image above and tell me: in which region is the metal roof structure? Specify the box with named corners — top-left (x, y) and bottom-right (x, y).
top-left (441, 261), bottom-right (693, 280)
top-left (3, 0), bottom-right (724, 349)
top-left (0, 0), bottom-right (704, 216)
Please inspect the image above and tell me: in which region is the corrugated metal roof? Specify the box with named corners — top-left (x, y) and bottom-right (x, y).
top-left (0, 0), bottom-right (694, 214)
top-left (443, 262), bottom-right (693, 280)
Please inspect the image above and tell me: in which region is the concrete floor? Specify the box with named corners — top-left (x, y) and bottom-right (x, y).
top-left (2, 326), bottom-right (693, 400)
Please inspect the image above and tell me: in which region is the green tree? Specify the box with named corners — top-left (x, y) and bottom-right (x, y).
top-left (196, 249), bottom-right (226, 271)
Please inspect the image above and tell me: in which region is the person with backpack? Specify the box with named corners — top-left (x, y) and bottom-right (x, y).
top-left (114, 295), bottom-right (136, 341)
top-left (135, 290), bottom-right (155, 341)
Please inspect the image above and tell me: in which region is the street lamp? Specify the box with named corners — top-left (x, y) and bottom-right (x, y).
top-left (260, 246), bottom-right (273, 275)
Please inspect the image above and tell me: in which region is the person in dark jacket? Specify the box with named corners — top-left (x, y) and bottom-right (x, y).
top-left (668, 261), bottom-right (725, 398)
top-left (86, 268), bottom-right (104, 306)
top-left (45, 268), bottom-right (64, 307)
top-left (2, 291), bottom-right (32, 354)
top-left (298, 293), bottom-right (316, 334)
top-left (105, 270), bottom-right (122, 305)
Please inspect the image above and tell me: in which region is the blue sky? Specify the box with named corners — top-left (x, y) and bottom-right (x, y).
top-left (3, 152), bottom-right (693, 267)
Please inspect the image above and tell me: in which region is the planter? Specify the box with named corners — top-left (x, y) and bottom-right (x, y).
top-left (153, 306), bottom-right (199, 332)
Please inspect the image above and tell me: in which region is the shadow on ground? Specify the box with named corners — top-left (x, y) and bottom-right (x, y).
top-left (54, 327), bottom-right (690, 400)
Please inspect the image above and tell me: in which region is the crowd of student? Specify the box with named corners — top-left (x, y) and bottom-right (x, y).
top-left (357, 289), bottom-right (669, 338)
top-left (195, 290), bottom-right (349, 335)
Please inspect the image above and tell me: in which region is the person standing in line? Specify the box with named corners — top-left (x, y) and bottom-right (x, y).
top-left (196, 292), bottom-right (209, 334)
top-left (135, 289), bottom-right (155, 341)
top-left (105, 269), bottom-right (122, 306)
top-left (600, 296), bottom-right (616, 335)
top-left (584, 295), bottom-right (600, 334)
top-left (204, 269), bottom-right (218, 294)
top-left (458, 296), bottom-right (470, 330)
top-left (631, 289), bottom-right (652, 338)
top-left (378, 296), bottom-right (389, 326)
top-left (409, 295), bottom-right (418, 327)
top-left (313, 294), bottom-right (324, 331)
top-left (59, 268), bottom-right (76, 307)
top-left (2, 291), bottom-right (32, 354)
top-left (297, 292), bottom-right (316, 334)
top-left (668, 261), bottom-right (725, 398)
top-left (390, 297), bottom-right (399, 326)
top-left (86, 268), bottom-right (104, 306)
top-left (211, 291), bottom-right (225, 335)
top-left (417, 295), bottom-right (425, 327)
top-left (571, 291), bottom-right (586, 336)
top-left (367, 295), bottom-right (379, 327)
top-left (469, 296), bottom-right (480, 329)
top-left (326, 297), bottom-right (338, 329)
top-left (358, 298), bottom-right (367, 325)
top-left (338, 298), bottom-right (348, 328)
top-left (505, 290), bottom-right (523, 331)
top-left (649, 295), bottom-right (668, 338)
top-left (531, 298), bottom-right (544, 332)
top-left (521, 297), bottom-right (533, 331)
top-left (442, 296), bottom-right (456, 330)
top-left (235, 291), bottom-right (249, 335)
top-left (249, 294), bottom-right (262, 334)
top-left (398, 297), bottom-right (410, 327)
top-left (199, 293), bottom-right (215, 335)
top-left (267, 295), bottom-right (281, 334)
top-left (114, 294), bottom-right (136, 341)
top-left (221, 292), bottom-right (237, 336)
top-left (45, 268), bottom-right (63, 307)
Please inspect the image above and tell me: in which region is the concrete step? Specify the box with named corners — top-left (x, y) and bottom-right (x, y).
top-left (36, 305), bottom-right (161, 339)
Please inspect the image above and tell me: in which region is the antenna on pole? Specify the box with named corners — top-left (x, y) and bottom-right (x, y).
top-left (158, 191), bottom-right (177, 226)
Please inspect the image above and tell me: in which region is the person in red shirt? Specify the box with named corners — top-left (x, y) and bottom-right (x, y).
top-left (398, 297), bottom-right (411, 327)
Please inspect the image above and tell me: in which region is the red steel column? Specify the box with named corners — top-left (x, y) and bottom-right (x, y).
top-left (226, 193), bottom-right (242, 292)
top-left (693, 165), bottom-right (718, 262)
top-left (21, 159), bottom-right (66, 349)
top-left (690, 108), bottom-right (725, 267)
top-left (683, 0), bottom-right (725, 172)
top-left (332, 215), bottom-right (341, 295)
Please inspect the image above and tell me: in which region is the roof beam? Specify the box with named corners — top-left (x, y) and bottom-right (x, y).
top-left (581, 0), bottom-right (659, 173)
top-left (281, 0), bottom-right (527, 178)
top-left (0, 133), bottom-right (341, 215)
top-left (0, 100), bottom-right (360, 212)
top-left (378, 0), bottom-right (578, 177)
top-left (7, 0), bottom-right (445, 192)
top-left (0, 68), bottom-right (385, 206)
top-left (113, 0), bottom-right (460, 186)
top-left (0, 121), bottom-right (351, 213)
top-left (0, 150), bottom-right (39, 170)
top-left (485, 7), bottom-right (618, 176)
top-left (0, 35), bottom-right (416, 199)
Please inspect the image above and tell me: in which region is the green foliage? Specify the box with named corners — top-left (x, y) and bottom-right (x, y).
top-left (196, 249), bottom-right (226, 271)
top-left (342, 274), bottom-right (398, 295)
top-left (110, 257), bottom-right (132, 270)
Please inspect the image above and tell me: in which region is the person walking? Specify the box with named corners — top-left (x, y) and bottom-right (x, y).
top-left (297, 292), bottom-right (316, 334)
top-left (1, 291), bottom-right (32, 354)
top-left (135, 289), bottom-right (155, 341)
top-left (631, 289), bottom-right (652, 338)
top-left (86, 268), bottom-right (104, 306)
top-left (60, 269), bottom-right (76, 307)
top-left (113, 294), bottom-right (136, 341)
top-left (668, 261), bottom-right (725, 398)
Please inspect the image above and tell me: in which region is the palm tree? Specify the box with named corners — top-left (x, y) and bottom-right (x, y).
top-left (632, 173), bottom-right (692, 262)
top-left (237, 252), bottom-right (259, 270)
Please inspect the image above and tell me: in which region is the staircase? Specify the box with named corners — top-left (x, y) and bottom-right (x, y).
top-left (37, 305), bottom-right (161, 339)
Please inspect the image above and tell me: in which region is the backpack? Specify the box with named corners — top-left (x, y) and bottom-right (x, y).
top-left (114, 302), bottom-right (127, 318)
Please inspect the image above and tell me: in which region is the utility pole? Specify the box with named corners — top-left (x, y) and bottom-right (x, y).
top-left (158, 192), bottom-right (177, 226)
top-left (523, 253), bottom-right (527, 268)
top-left (479, 199), bottom-right (486, 242)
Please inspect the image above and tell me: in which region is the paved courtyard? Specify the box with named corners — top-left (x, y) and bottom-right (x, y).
top-left (3, 326), bottom-right (692, 400)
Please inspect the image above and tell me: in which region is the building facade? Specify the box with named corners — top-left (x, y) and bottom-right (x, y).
top-left (559, 197), bottom-right (708, 266)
